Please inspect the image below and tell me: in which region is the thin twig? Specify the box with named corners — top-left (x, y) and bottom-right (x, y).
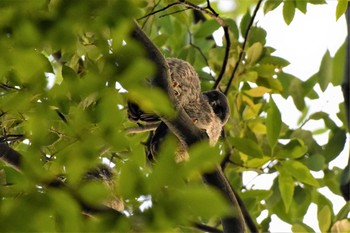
top-left (188, 30), bottom-right (215, 81)
top-left (125, 123), bottom-right (159, 134)
top-left (159, 8), bottom-right (191, 18)
top-left (182, 0), bottom-right (231, 91)
top-left (141, 0), bottom-right (161, 28)
top-left (137, 2), bottom-right (183, 21)
top-left (205, 0), bottom-right (218, 16)
top-left (224, 0), bottom-right (263, 95)
top-left (213, 25), bottom-right (230, 90)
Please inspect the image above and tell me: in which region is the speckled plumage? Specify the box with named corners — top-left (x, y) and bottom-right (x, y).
top-left (167, 58), bottom-right (201, 105)
top-left (166, 58), bottom-right (230, 146)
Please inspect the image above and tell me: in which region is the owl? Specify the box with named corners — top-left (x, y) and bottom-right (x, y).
top-left (128, 58), bottom-right (230, 160)
top-left (166, 58), bottom-right (201, 106)
top-left (184, 90), bottom-right (230, 146)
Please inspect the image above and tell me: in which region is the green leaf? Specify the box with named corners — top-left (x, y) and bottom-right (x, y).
top-left (318, 50), bottom-right (333, 91)
top-left (309, 111), bottom-right (338, 131)
top-left (292, 221), bottom-right (315, 233)
top-left (244, 86), bottom-right (271, 97)
top-left (283, 0), bottom-right (296, 25)
top-left (240, 10), bottom-right (251, 37)
top-left (336, 0), bottom-right (348, 20)
top-left (289, 78), bottom-right (306, 111)
top-left (194, 19), bottom-right (220, 38)
top-left (266, 181), bottom-right (312, 223)
top-left (260, 55), bottom-right (290, 68)
top-left (225, 18), bottom-right (239, 40)
top-left (246, 156), bottom-right (271, 168)
top-left (309, 0), bottom-right (327, 4)
top-left (282, 160), bottom-right (319, 187)
top-left (128, 87), bottom-right (175, 118)
top-left (276, 138), bottom-right (308, 159)
top-left (247, 27), bottom-right (267, 46)
top-left (246, 42), bottom-right (263, 65)
top-left (302, 153), bottom-right (326, 171)
top-left (266, 96), bottom-right (282, 148)
top-left (172, 185), bottom-right (230, 219)
top-left (295, 0), bottom-right (307, 14)
top-left (323, 129), bottom-right (347, 163)
top-left (230, 137), bottom-right (264, 158)
top-left (318, 205), bottom-right (332, 232)
top-left (184, 142), bottom-right (221, 175)
top-left (277, 166), bottom-right (295, 212)
top-left (332, 40), bottom-right (346, 86)
top-left (264, 0), bottom-right (283, 14)
top-left (187, 0), bottom-right (206, 4)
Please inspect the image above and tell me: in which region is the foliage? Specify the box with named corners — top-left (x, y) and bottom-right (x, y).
top-left (0, 0), bottom-right (348, 232)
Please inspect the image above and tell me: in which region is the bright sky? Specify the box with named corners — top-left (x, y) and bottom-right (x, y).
top-left (217, 1), bottom-right (349, 232)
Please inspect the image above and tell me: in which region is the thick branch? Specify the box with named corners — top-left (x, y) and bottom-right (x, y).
top-left (0, 143), bottom-right (21, 170)
top-left (203, 166), bottom-right (246, 233)
top-left (132, 21), bottom-right (206, 146)
top-left (131, 21), bottom-right (247, 233)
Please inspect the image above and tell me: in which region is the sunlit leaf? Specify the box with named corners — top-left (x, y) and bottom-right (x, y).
top-left (244, 86), bottom-right (271, 97)
top-left (246, 42), bottom-right (263, 65)
top-left (336, 0), bottom-right (348, 20)
top-left (332, 40), bottom-right (346, 86)
top-left (230, 137), bottom-right (264, 158)
top-left (259, 55), bottom-right (290, 68)
top-left (242, 102), bottom-right (262, 120)
top-left (277, 166), bottom-right (295, 212)
top-left (282, 160), bottom-right (319, 187)
top-left (276, 138), bottom-right (308, 159)
top-left (245, 156), bottom-right (271, 168)
top-left (283, 0), bottom-right (296, 25)
top-left (295, 0), bottom-right (307, 13)
top-left (318, 205), bottom-right (332, 232)
top-left (263, 0), bottom-right (283, 14)
top-left (292, 221), bottom-right (315, 233)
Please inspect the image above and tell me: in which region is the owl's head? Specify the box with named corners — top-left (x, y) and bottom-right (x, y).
top-left (203, 90), bottom-right (230, 125)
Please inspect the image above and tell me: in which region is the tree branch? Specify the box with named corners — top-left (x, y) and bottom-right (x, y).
top-left (131, 21), bottom-right (247, 233)
top-left (224, 0), bottom-right (263, 95)
top-left (193, 222), bottom-right (223, 233)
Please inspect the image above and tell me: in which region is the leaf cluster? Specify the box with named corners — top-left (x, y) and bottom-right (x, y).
top-left (0, 0), bottom-right (348, 232)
